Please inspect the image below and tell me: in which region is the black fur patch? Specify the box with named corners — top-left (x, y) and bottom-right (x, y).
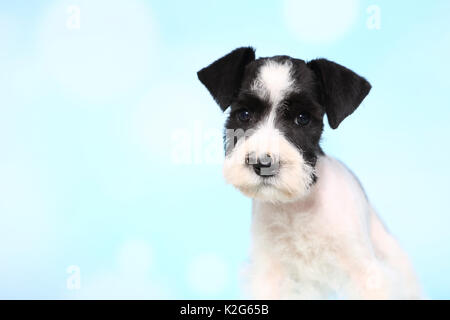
top-left (307, 58), bottom-right (371, 129)
top-left (197, 47), bottom-right (255, 111)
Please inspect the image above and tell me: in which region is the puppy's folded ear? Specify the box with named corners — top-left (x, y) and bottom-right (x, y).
top-left (307, 58), bottom-right (371, 129)
top-left (197, 47), bottom-right (255, 111)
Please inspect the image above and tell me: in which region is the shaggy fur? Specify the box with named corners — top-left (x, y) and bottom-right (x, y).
top-left (197, 47), bottom-right (422, 299)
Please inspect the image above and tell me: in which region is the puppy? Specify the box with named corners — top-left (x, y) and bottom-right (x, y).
top-left (197, 47), bottom-right (422, 299)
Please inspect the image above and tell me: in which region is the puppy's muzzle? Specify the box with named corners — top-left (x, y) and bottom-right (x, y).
top-left (245, 153), bottom-right (279, 177)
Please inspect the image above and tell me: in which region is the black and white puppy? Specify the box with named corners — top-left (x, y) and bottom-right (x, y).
top-left (197, 47), bottom-right (421, 299)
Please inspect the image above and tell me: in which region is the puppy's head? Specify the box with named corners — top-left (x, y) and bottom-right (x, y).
top-left (197, 47), bottom-right (371, 203)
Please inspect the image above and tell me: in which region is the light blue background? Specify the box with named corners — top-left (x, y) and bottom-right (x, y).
top-left (1, 0), bottom-right (449, 299)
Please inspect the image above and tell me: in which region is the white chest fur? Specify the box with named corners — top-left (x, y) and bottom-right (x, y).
top-left (248, 156), bottom-right (421, 299)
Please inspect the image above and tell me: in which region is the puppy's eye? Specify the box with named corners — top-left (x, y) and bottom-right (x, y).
top-left (294, 112), bottom-right (311, 126)
top-left (237, 109), bottom-right (251, 122)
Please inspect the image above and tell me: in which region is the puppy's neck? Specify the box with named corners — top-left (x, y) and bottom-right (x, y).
top-left (251, 155), bottom-right (368, 233)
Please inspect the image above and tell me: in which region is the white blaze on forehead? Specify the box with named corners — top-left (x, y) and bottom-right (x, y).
top-left (251, 60), bottom-right (295, 105)
top-left (224, 60), bottom-right (313, 203)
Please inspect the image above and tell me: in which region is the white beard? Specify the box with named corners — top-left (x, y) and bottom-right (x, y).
top-left (223, 123), bottom-right (315, 203)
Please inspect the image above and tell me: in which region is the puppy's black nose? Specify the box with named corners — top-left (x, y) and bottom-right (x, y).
top-left (245, 153), bottom-right (276, 176)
